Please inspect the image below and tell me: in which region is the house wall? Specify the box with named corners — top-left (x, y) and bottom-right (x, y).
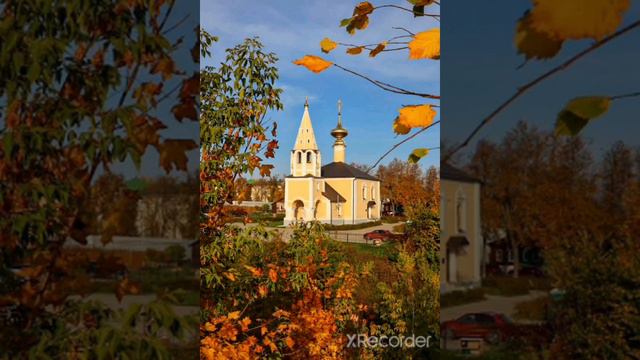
top-left (441, 179), bottom-right (482, 290)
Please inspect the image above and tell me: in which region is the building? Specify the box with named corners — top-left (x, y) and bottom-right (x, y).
top-left (284, 99), bottom-right (381, 225)
top-left (440, 163), bottom-right (482, 292)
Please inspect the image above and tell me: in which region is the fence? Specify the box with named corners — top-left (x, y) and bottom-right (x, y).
top-left (328, 231), bottom-right (380, 245)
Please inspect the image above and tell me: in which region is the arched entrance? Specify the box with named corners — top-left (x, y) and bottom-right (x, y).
top-left (293, 200), bottom-right (305, 221)
top-left (366, 201), bottom-right (376, 219)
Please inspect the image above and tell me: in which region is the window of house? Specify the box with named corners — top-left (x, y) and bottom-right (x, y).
top-left (456, 191), bottom-right (466, 233)
top-left (371, 186), bottom-right (375, 200)
top-left (363, 185), bottom-right (367, 200)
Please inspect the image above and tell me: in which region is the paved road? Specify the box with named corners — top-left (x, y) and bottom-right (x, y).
top-left (441, 291), bottom-right (547, 322)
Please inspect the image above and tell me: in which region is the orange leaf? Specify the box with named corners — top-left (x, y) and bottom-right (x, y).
top-left (369, 41), bottom-right (387, 57)
top-left (152, 57), bottom-right (175, 80)
top-left (293, 55), bottom-right (333, 73)
top-left (268, 268), bottom-right (278, 283)
top-left (408, 28), bottom-right (440, 60)
top-left (156, 139), bottom-right (197, 173)
top-left (354, 1), bottom-right (374, 16)
top-left (260, 164), bottom-right (274, 177)
top-left (320, 37), bottom-right (338, 53)
top-left (258, 284), bottom-right (268, 297)
top-left (228, 311), bottom-right (241, 320)
top-left (285, 337), bottom-right (295, 349)
top-left (346, 46), bottom-right (363, 55)
top-left (240, 317), bottom-right (252, 332)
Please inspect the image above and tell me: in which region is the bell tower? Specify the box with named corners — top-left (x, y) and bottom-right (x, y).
top-left (291, 97), bottom-right (321, 177)
top-left (331, 99), bottom-right (348, 163)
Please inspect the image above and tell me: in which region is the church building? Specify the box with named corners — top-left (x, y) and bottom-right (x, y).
top-left (284, 99), bottom-right (381, 226)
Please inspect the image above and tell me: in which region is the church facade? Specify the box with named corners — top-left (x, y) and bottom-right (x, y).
top-left (284, 99), bottom-right (381, 226)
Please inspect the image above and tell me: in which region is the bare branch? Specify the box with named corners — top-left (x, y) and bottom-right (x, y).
top-left (444, 19), bottom-right (640, 163)
top-left (333, 63), bottom-right (440, 100)
top-left (367, 121), bottom-right (441, 173)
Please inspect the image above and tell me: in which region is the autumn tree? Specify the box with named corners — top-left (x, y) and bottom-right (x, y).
top-left (0, 0), bottom-right (198, 355)
top-left (376, 158), bottom-right (429, 214)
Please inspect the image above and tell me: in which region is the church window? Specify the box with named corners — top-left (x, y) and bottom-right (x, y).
top-left (297, 152), bottom-right (301, 164)
top-left (306, 152), bottom-right (312, 163)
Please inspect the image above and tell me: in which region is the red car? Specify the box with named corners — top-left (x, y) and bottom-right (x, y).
top-left (363, 229), bottom-right (392, 241)
top-left (441, 312), bottom-right (516, 344)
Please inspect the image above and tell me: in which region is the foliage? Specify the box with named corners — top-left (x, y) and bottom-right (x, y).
top-left (377, 159), bottom-right (438, 214)
top-left (0, 0), bottom-right (198, 355)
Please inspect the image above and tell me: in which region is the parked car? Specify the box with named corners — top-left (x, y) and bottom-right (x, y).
top-left (441, 312), bottom-right (551, 345)
top-left (363, 229), bottom-right (392, 241)
top-left (441, 312), bottom-right (516, 344)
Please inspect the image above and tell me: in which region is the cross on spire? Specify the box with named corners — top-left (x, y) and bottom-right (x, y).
top-left (305, 96), bottom-right (309, 107)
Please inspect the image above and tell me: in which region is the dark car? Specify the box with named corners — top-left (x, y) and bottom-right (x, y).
top-left (363, 229), bottom-right (393, 241)
top-left (441, 312), bottom-right (516, 344)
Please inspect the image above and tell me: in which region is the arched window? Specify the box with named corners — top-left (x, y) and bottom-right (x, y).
top-left (456, 190), bottom-right (466, 233)
top-left (371, 186), bottom-right (375, 200)
top-left (306, 151), bottom-right (312, 163)
top-left (297, 151), bottom-right (302, 164)
top-left (363, 185), bottom-right (367, 200)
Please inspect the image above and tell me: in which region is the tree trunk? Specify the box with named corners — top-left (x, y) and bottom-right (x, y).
top-left (512, 240), bottom-right (520, 278)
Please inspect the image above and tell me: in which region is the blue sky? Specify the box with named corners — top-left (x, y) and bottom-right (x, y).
top-left (202, 0), bottom-right (440, 178)
top-left (443, 0), bottom-right (640, 161)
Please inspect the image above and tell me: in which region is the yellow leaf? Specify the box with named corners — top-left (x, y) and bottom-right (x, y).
top-left (393, 119), bottom-right (411, 135)
top-left (396, 104), bottom-right (436, 131)
top-left (409, 28), bottom-right (440, 60)
top-left (228, 311), bottom-right (241, 320)
top-left (293, 55), bottom-right (333, 73)
top-left (530, 0), bottom-right (630, 40)
top-left (369, 41), bottom-right (387, 57)
top-left (320, 37), bottom-right (338, 53)
top-left (515, 12), bottom-right (563, 60)
top-left (346, 46), bottom-right (364, 55)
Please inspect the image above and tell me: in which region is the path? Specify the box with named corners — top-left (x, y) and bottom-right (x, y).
top-left (235, 221), bottom-right (403, 244)
top-left (441, 291), bottom-right (547, 322)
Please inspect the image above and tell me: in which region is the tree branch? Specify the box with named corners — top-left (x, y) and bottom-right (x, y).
top-left (333, 63), bottom-right (440, 100)
top-left (374, 4), bottom-right (440, 19)
top-left (367, 120), bottom-right (440, 173)
top-left (443, 19), bottom-right (640, 164)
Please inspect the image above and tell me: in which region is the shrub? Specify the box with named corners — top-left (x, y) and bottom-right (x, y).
top-left (483, 275), bottom-right (551, 296)
top-left (322, 220), bottom-right (382, 231)
top-left (441, 288), bottom-right (486, 308)
top-left (392, 223), bottom-right (406, 233)
top-left (513, 296), bottom-right (550, 321)
top-left (381, 215), bottom-right (406, 224)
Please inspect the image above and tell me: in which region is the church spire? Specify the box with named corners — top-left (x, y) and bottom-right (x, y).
top-left (331, 99), bottom-right (348, 163)
top-left (293, 97), bottom-right (318, 151)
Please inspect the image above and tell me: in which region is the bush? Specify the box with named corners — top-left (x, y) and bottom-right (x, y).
top-left (482, 275), bottom-right (550, 296)
top-left (441, 288), bottom-right (486, 308)
top-left (381, 215), bottom-right (406, 224)
top-left (164, 244), bottom-right (186, 264)
top-left (513, 296), bottom-right (550, 321)
top-left (322, 220), bottom-right (382, 231)
top-left (392, 223), bottom-right (406, 233)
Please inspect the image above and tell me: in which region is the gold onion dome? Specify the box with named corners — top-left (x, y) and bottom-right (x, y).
top-left (331, 99), bottom-right (348, 140)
